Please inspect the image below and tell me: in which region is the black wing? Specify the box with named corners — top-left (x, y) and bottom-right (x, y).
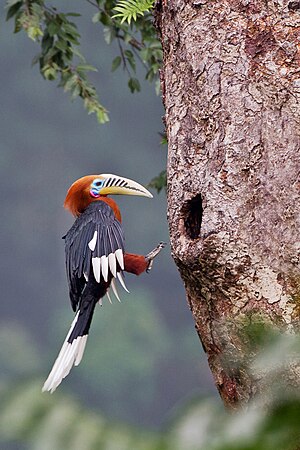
top-left (64, 201), bottom-right (125, 311)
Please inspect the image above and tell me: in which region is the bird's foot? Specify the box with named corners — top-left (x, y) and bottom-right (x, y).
top-left (145, 242), bottom-right (166, 273)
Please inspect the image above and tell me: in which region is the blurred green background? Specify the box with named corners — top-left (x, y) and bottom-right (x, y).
top-left (0, 4), bottom-right (216, 449)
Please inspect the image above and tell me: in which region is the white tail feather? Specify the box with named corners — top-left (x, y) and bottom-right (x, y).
top-left (75, 335), bottom-right (88, 366)
top-left (42, 312), bottom-right (88, 393)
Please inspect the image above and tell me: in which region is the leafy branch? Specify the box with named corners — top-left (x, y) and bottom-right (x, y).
top-left (113, 0), bottom-right (154, 24)
top-left (87, 0), bottom-right (162, 94)
top-left (5, 0), bottom-right (162, 121)
top-left (6, 0), bottom-right (109, 123)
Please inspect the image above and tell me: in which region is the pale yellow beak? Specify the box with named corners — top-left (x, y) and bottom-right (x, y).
top-left (98, 174), bottom-right (153, 198)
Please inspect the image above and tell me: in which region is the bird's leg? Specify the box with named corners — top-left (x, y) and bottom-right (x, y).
top-left (124, 243), bottom-right (166, 276)
top-left (145, 242), bottom-right (166, 273)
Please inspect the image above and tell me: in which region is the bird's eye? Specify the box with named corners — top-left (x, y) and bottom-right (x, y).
top-left (93, 179), bottom-right (103, 187)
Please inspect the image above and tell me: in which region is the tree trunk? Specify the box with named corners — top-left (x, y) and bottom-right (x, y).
top-left (155, 0), bottom-right (300, 407)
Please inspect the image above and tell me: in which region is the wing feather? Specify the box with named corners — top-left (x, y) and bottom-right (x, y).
top-left (64, 201), bottom-right (126, 311)
top-left (108, 253), bottom-right (117, 278)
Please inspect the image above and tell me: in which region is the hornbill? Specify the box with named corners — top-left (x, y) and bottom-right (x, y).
top-left (42, 174), bottom-right (164, 393)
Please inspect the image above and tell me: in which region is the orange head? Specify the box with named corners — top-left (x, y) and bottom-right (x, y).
top-left (64, 174), bottom-right (153, 217)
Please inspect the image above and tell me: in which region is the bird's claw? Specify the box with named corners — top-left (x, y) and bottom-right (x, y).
top-left (145, 242), bottom-right (166, 273)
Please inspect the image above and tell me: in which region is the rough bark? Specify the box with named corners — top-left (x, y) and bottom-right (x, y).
top-left (155, 0), bottom-right (300, 407)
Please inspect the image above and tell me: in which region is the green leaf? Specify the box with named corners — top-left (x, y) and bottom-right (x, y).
top-left (70, 46), bottom-right (85, 61)
top-left (41, 33), bottom-right (54, 54)
top-left (60, 32), bottom-right (80, 45)
top-left (111, 56), bottom-right (122, 72)
top-left (103, 26), bottom-right (116, 44)
top-left (55, 39), bottom-right (69, 51)
top-left (98, 12), bottom-right (112, 27)
top-left (63, 74), bottom-right (78, 91)
top-left (27, 26), bottom-right (43, 42)
top-left (124, 50), bottom-right (136, 72)
top-left (47, 21), bottom-right (60, 37)
top-left (71, 84), bottom-right (81, 99)
top-left (5, 1), bottom-right (22, 21)
top-left (63, 23), bottom-right (81, 38)
top-left (76, 64), bottom-right (98, 72)
top-left (13, 11), bottom-right (22, 33)
top-left (92, 12), bottom-right (101, 23)
top-left (96, 109), bottom-right (110, 124)
top-left (124, 49), bottom-right (134, 59)
top-left (5, 0), bottom-right (23, 9)
top-left (5, 0), bottom-right (22, 7)
top-left (148, 170), bottom-right (167, 194)
top-left (43, 65), bottom-right (57, 80)
top-left (112, 0), bottom-right (154, 24)
top-left (139, 48), bottom-right (149, 63)
top-left (128, 77), bottom-right (141, 93)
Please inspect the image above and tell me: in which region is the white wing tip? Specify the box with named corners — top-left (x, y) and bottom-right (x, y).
top-left (111, 278), bottom-right (121, 302)
top-left (117, 272), bottom-right (130, 293)
top-left (92, 257), bottom-right (101, 283)
top-left (115, 249), bottom-right (124, 271)
top-left (108, 253), bottom-right (117, 278)
top-left (100, 255), bottom-right (109, 282)
top-left (88, 230), bottom-right (98, 251)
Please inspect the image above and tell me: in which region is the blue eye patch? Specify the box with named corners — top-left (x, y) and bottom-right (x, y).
top-left (90, 179), bottom-right (104, 197)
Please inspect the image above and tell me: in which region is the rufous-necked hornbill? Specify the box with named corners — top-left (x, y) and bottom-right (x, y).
top-left (42, 174), bottom-right (165, 393)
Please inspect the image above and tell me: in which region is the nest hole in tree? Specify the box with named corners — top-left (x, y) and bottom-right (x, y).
top-left (182, 194), bottom-right (203, 239)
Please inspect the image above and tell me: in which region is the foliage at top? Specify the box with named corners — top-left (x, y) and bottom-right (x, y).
top-left (5, 0), bottom-right (162, 124)
top-left (90, 0), bottom-right (161, 94)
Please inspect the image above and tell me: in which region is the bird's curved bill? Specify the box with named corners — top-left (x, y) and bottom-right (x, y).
top-left (99, 174), bottom-right (153, 198)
